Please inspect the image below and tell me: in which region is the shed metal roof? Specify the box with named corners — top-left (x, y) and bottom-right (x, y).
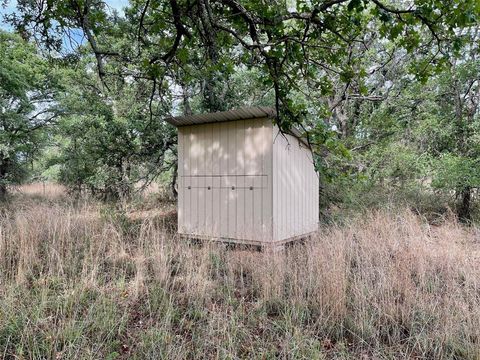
top-left (164, 106), bottom-right (310, 148)
top-left (164, 106), bottom-right (276, 127)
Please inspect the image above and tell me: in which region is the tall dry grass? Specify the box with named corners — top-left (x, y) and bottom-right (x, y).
top-left (1, 186), bottom-right (479, 359)
top-left (9, 182), bottom-right (67, 200)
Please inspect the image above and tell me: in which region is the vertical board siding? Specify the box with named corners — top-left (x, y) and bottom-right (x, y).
top-left (235, 120), bottom-right (245, 239)
top-left (272, 126), bottom-right (319, 241)
top-left (211, 123), bottom-right (220, 237)
top-left (178, 118), bottom-right (273, 242)
top-left (227, 121), bottom-right (236, 237)
top-left (204, 124), bottom-right (213, 236)
top-left (244, 119), bottom-right (254, 240)
top-left (262, 122), bottom-right (273, 241)
top-left (177, 129), bottom-right (184, 233)
top-left (219, 122), bottom-right (229, 238)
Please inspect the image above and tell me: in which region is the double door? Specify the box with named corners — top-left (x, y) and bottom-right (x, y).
top-left (179, 175), bottom-right (268, 240)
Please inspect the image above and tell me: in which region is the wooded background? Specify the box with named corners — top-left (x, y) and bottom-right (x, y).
top-left (1, 0), bottom-right (480, 220)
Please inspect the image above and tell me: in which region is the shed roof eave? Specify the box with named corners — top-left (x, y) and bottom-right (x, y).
top-left (164, 106), bottom-right (311, 148)
top-left (164, 106), bottom-right (276, 127)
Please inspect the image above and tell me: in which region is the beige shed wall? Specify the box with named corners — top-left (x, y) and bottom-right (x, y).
top-left (272, 126), bottom-right (319, 241)
top-left (177, 118), bottom-right (273, 242)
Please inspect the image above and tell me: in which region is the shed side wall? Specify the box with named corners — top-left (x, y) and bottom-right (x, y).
top-left (178, 118), bottom-right (273, 242)
top-left (272, 126), bottom-right (319, 241)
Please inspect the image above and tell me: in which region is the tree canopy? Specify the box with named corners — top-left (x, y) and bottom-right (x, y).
top-left (0, 30), bottom-right (62, 197)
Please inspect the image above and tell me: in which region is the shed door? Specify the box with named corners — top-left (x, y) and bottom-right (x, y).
top-left (180, 175), bottom-right (267, 240)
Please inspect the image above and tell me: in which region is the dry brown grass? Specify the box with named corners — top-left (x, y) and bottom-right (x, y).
top-left (9, 182), bottom-right (67, 199)
top-left (1, 184), bottom-right (480, 359)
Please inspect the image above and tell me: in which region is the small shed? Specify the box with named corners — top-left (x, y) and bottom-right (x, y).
top-left (165, 107), bottom-right (319, 246)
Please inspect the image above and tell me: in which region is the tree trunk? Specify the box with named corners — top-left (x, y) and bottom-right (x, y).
top-left (197, 0), bottom-right (226, 112)
top-left (452, 77), bottom-right (472, 223)
top-left (0, 160), bottom-right (8, 201)
top-left (457, 187), bottom-right (472, 223)
top-left (0, 183), bottom-right (6, 201)
top-left (171, 160), bottom-right (178, 199)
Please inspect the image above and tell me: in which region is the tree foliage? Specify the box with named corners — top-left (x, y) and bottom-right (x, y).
top-left (8, 0), bottom-right (479, 122)
top-left (53, 51), bottom-right (177, 199)
top-left (0, 30), bottom-right (62, 198)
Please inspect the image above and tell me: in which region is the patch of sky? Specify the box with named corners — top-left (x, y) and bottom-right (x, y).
top-left (0, 0), bottom-right (16, 31)
top-left (1, 0), bottom-right (129, 50)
